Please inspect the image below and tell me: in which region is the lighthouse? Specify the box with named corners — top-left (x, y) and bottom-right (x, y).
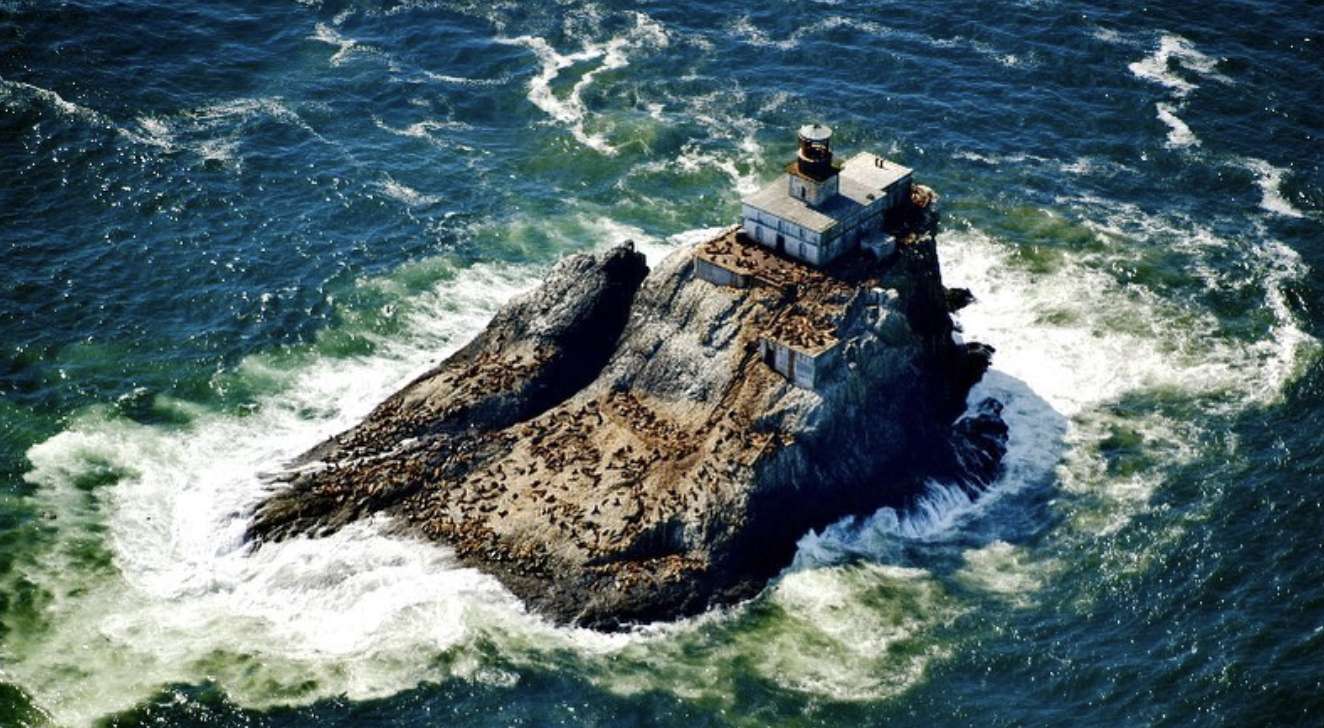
top-left (788, 124), bottom-right (840, 206)
top-left (739, 125), bottom-right (914, 267)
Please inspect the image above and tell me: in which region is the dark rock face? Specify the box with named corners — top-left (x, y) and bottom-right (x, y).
top-left (248, 224), bottom-right (1006, 630)
top-left (253, 244), bottom-right (649, 541)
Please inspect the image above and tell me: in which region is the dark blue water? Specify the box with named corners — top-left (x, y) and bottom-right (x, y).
top-left (3, 1), bottom-right (1322, 726)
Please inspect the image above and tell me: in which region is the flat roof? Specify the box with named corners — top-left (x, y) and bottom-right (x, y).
top-left (742, 152), bottom-right (913, 234)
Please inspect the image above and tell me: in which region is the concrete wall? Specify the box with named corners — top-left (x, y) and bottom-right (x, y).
top-left (788, 173), bottom-right (839, 207)
top-left (741, 205), bottom-right (826, 267)
top-left (694, 257), bottom-right (754, 288)
top-left (759, 338), bottom-right (840, 389)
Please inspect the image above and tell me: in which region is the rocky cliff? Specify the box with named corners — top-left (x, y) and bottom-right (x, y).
top-left (247, 211), bottom-right (1007, 630)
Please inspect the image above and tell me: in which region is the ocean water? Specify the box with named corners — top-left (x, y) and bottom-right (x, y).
top-left (2, 1), bottom-right (1322, 726)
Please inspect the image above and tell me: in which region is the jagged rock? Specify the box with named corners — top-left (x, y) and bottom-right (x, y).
top-left (247, 222), bottom-right (1007, 630)
top-left (945, 287), bottom-right (977, 313)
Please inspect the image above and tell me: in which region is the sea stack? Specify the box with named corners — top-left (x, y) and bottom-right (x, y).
top-left (246, 127), bottom-right (1007, 630)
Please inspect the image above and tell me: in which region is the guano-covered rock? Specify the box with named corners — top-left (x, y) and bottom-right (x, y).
top-left (248, 221), bottom-right (1006, 630)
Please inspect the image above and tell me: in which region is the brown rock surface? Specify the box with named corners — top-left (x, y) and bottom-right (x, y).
top-left (247, 217), bottom-right (1006, 630)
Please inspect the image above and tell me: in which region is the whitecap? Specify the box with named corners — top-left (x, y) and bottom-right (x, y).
top-left (310, 22), bottom-right (380, 67)
top-left (1059, 156), bottom-right (1138, 178)
top-left (421, 70), bottom-right (511, 87)
top-left (376, 177), bottom-right (442, 207)
top-left (1128, 33), bottom-right (1229, 97)
top-left (730, 14), bottom-right (896, 51)
top-left (0, 75), bottom-right (109, 126)
top-left (728, 16), bottom-right (798, 50)
top-left (1091, 27), bottom-right (1125, 45)
top-left (1156, 101), bottom-right (1200, 148)
top-left (372, 117), bottom-right (472, 144)
top-left (130, 116), bottom-right (176, 151)
top-left (1242, 157), bottom-right (1305, 218)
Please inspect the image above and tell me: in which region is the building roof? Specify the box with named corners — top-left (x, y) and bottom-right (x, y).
top-left (742, 152), bottom-right (913, 234)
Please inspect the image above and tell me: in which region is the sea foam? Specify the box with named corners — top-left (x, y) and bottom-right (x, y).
top-left (15, 260), bottom-right (549, 724)
top-left (1156, 102), bottom-right (1200, 148)
top-left (10, 195), bottom-right (1316, 724)
top-left (1128, 33), bottom-right (1228, 97)
top-left (1243, 157), bottom-right (1306, 219)
top-left (795, 196), bottom-right (1315, 588)
top-left (500, 12), bottom-right (670, 155)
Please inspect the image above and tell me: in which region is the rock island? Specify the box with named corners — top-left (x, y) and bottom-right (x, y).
top-left (247, 126), bottom-right (1008, 629)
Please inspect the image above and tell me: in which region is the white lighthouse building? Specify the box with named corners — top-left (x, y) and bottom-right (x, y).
top-left (740, 125), bottom-right (913, 267)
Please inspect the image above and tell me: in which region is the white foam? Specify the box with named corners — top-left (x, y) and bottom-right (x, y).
top-left (674, 138), bottom-right (764, 196)
top-left (10, 197), bottom-right (1317, 723)
top-left (794, 200), bottom-right (1316, 578)
top-left (794, 370), bottom-right (1068, 558)
top-left (421, 70), bottom-right (510, 87)
top-left (14, 259), bottom-right (565, 724)
top-left (1156, 102), bottom-right (1200, 148)
top-left (615, 93), bottom-right (766, 198)
top-left (953, 150), bottom-right (1051, 167)
top-left (310, 22), bottom-right (379, 67)
top-left (1091, 27), bottom-right (1125, 45)
top-left (957, 151), bottom-right (1139, 182)
top-left (1242, 157), bottom-right (1305, 218)
top-left (376, 177), bottom-right (443, 207)
top-left (945, 231), bottom-right (1141, 416)
top-left (1128, 34), bottom-right (1228, 97)
top-left (954, 541), bottom-right (1044, 608)
top-left (373, 117), bottom-right (472, 142)
top-left (755, 564), bottom-right (956, 700)
top-left (0, 75), bottom-right (89, 119)
top-left (592, 562), bottom-right (959, 705)
top-left (730, 14), bottom-right (896, 52)
top-left (114, 96), bottom-right (325, 168)
top-left (130, 116), bottom-right (176, 151)
top-left (501, 13), bottom-right (669, 154)
top-left (729, 15), bottom-right (799, 50)
top-left (15, 216), bottom-right (819, 723)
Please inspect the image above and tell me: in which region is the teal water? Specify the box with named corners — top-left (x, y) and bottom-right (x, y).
top-left (2, 1), bottom-right (1322, 726)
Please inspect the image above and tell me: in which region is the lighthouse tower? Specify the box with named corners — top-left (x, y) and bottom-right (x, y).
top-left (787, 124), bottom-right (840, 207)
